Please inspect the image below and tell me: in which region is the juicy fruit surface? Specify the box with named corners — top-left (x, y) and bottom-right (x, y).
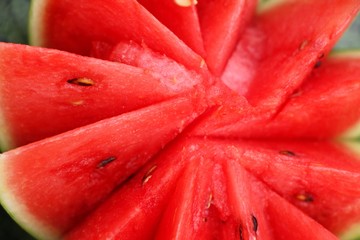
top-left (1, 0), bottom-right (360, 239)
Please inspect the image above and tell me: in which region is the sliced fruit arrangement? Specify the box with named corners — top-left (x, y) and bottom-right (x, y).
top-left (0, 0), bottom-right (360, 239)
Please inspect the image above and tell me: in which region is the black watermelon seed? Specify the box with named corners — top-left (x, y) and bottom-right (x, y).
top-left (97, 156), bottom-right (116, 168)
top-left (279, 150), bottom-right (296, 157)
top-left (239, 224), bottom-right (244, 240)
top-left (251, 215), bottom-right (258, 233)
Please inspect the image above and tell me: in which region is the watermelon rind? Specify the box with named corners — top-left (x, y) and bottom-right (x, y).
top-left (0, 101), bottom-right (13, 151)
top-left (333, 50), bottom-right (360, 140)
top-left (341, 118), bottom-right (360, 140)
top-left (0, 167), bottom-right (58, 240)
top-left (257, 0), bottom-right (287, 13)
top-left (340, 223), bottom-right (360, 240)
top-left (28, 0), bottom-right (46, 46)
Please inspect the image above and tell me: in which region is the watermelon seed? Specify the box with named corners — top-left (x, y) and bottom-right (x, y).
top-left (299, 40), bottom-right (309, 50)
top-left (279, 150), bottom-right (296, 157)
top-left (314, 61), bottom-right (322, 68)
top-left (295, 192), bottom-right (314, 202)
top-left (97, 156), bottom-right (116, 168)
top-left (206, 193), bottom-right (213, 209)
top-left (239, 224), bottom-right (244, 240)
top-left (200, 58), bottom-right (206, 69)
top-left (142, 165), bottom-right (157, 185)
top-left (251, 215), bottom-right (258, 233)
top-left (71, 100), bottom-right (85, 106)
top-left (290, 89), bottom-right (302, 98)
top-left (174, 0), bottom-right (198, 7)
top-left (67, 77), bottom-right (95, 86)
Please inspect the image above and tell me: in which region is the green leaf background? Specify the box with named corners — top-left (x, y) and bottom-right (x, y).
top-left (0, 0), bottom-right (359, 239)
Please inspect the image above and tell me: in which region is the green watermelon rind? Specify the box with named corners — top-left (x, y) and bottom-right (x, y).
top-left (331, 50), bottom-right (360, 141)
top-left (257, 0), bottom-right (287, 13)
top-left (0, 159), bottom-right (59, 240)
top-left (28, 0), bottom-right (46, 46)
top-left (0, 111), bottom-right (13, 151)
top-left (0, 74), bottom-right (15, 151)
top-left (339, 214), bottom-right (360, 240)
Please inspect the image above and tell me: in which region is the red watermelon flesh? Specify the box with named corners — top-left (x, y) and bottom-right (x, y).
top-left (224, 159), bottom-right (339, 240)
top-left (137, 0), bottom-right (205, 56)
top-left (64, 138), bottom-right (208, 240)
top-left (94, 40), bottom-right (212, 87)
top-left (29, 0), bottom-right (204, 71)
top-left (224, 159), bottom-right (273, 240)
top-left (0, 0), bottom-right (360, 239)
top-left (193, 51), bottom-right (360, 139)
top-left (197, 0), bottom-right (257, 75)
top-left (0, 97), bottom-right (206, 239)
top-left (222, 0), bottom-right (360, 111)
top-left (266, 187), bottom-right (339, 240)
top-left (154, 153), bottom-right (215, 239)
top-left (211, 139), bottom-right (360, 235)
top-left (0, 42), bottom-right (206, 149)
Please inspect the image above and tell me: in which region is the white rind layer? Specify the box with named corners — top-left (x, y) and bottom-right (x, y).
top-left (341, 120), bottom-right (360, 140)
top-left (0, 100), bottom-right (14, 150)
top-left (28, 0), bottom-right (47, 46)
top-left (257, 0), bottom-right (288, 13)
top-left (340, 222), bottom-right (360, 240)
top-left (0, 56), bottom-right (15, 151)
top-left (0, 154), bottom-right (60, 240)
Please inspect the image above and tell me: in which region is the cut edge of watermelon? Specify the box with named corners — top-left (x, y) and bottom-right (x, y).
top-left (0, 107), bottom-right (13, 151)
top-left (0, 168), bottom-right (59, 240)
top-left (341, 121), bottom-right (360, 140)
top-left (330, 49), bottom-right (360, 58)
top-left (342, 141), bottom-right (360, 157)
top-left (257, 0), bottom-right (287, 13)
top-left (333, 50), bottom-right (360, 140)
top-left (0, 59), bottom-right (15, 150)
top-left (28, 0), bottom-right (46, 46)
top-left (340, 223), bottom-right (360, 240)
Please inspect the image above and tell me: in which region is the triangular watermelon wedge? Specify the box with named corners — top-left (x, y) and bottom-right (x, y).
top-left (222, 0), bottom-right (360, 111)
top-left (0, 42), bottom-right (206, 149)
top-left (222, 139), bottom-right (360, 235)
top-left (194, 50), bottom-right (360, 139)
top-left (0, 97), bottom-right (205, 239)
top-left (64, 137), bottom-right (205, 240)
top-left (224, 158), bottom-right (339, 240)
top-left (197, 0), bottom-right (257, 75)
top-left (224, 159), bottom-right (273, 239)
top-left (155, 153), bottom-right (215, 239)
top-left (29, 0), bottom-right (205, 71)
top-left (137, 0), bottom-right (205, 56)
top-left (266, 187), bottom-right (339, 240)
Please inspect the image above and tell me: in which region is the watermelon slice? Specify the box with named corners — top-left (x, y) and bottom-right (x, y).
top-left (194, 51), bottom-right (360, 139)
top-left (205, 139), bottom-right (360, 235)
top-left (0, 0), bottom-right (360, 239)
top-left (0, 42), bottom-right (206, 149)
top-left (64, 138), bottom-right (201, 240)
top-left (222, 0), bottom-right (360, 110)
top-left (0, 97), bottom-right (205, 239)
top-left (137, 0), bottom-right (205, 56)
top-left (29, 0), bottom-right (205, 71)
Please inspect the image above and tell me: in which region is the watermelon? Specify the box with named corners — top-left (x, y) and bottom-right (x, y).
top-left (0, 0), bottom-right (360, 239)
top-left (0, 43), bottom-right (206, 150)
